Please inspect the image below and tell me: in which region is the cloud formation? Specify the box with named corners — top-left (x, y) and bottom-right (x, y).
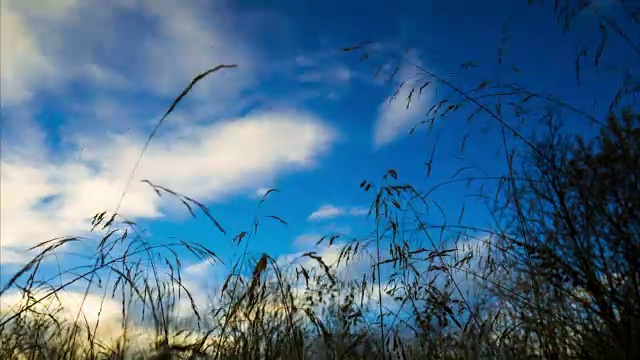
top-left (0, 0), bottom-right (58, 105)
top-left (0, 0), bottom-right (253, 107)
top-left (373, 54), bottom-right (434, 148)
top-left (253, 187), bottom-right (273, 199)
top-left (307, 204), bottom-right (369, 221)
top-left (0, 0), bottom-right (340, 266)
top-left (0, 111), bottom-right (336, 263)
top-left (0, 289), bottom-right (126, 342)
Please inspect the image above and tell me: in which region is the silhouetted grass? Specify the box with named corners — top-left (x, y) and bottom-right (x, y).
top-left (1, 1), bottom-right (638, 359)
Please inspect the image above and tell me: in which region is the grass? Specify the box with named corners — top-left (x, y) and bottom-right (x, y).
top-left (1, 1), bottom-right (639, 359)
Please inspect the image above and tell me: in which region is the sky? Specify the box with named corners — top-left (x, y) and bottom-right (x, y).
top-left (0, 0), bottom-right (637, 332)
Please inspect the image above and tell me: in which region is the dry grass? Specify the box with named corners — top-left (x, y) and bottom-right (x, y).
top-left (1, 1), bottom-right (639, 359)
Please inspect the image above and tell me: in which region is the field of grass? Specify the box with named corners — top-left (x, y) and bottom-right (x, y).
top-left (1, 1), bottom-right (639, 359)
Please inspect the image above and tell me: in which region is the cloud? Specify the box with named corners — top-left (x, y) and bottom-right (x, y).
top-left (170, 259), bottom-right (231, 316)
top-left (292, 233), bottom-right (324, 249)
top-left (0, 1), bottom-right (58, 105)
top-left (81, 63), bottom-right (130, 89)
top-left (0, 0), bottom-right (254, 108)
top-left (297, 65), bottom-right (352, 84)
top-left (278, 242), bottom-right (371, 280)
top-left (0, 0), bottom-right (341, 273)
top-left (182, 257), bottom-right (231, 288)
top-left (0, 284), bottom-right (208, 348)
top-left (253, 187), bottom-right (273, 199)
top-left (348, 207), bottom-right (369, 216)
top-left (0, 248), bottom-right (33, 269)
top-left (274, 241), bottom-right (393, 316)
top-left (291, 222), bottom-right (352, 251)
top-left (373, 53), bottom-right (435, 148)
top-left (307, 204), bottom-right (345, 221)
top-left (307, 204), bottom-right (369, 221)
top-left (285, 46), bottom-right (381, 102)
top-left (135, 0), bottom-right (253, 101)
top-left (0, 289), bottom-right (125, 343)
top-left (0, 111), bottom-right (336, 263)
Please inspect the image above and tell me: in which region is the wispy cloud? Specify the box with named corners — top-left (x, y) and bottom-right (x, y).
top-left (0, 0), bottom-right (253, 107)
top-left (0, 0), bottom-right (59, 105)
top-left (253, 187), bottom-right (272, 198)
top-left (373, 52), bottom-right (434, 149)
top-left (307, 204), bottom-right (368, 221)
top-left (292, 233), bottom-right (324, 249)
top-left (0, 0), bottom-right (343, 266)
top-left (0, 256), bottom-right (226, 344)
top-left (135, 0), bottom-right (253, 101)
top-left (0, 289), bottom-right (126, 343)
top-left (307, 204), bottom-right (345, 220)
top-left (348, 207), bottom-right (369, 216)
top-left (285, 46), bottom-right (377, 102)
top-left (0, 111), bottom-right (336, 262)
top-left (297, 65), bottom-right (351, 83)
top-left (292, 222), bottom-right (352, 250)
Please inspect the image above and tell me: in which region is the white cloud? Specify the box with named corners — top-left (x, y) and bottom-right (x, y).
top-left (183, 257), bottom-right (228, 283)
top-left (0, 1), bottom-right (58, 105)
top-left (307, 204), bottom-right (369, 221)
top-left (293, 233), bottom-right (323, 249)
top-left (348, 206), bottom-right (369, 216)
top-left (373, 54), bottom-right (435, 148)
top-left (0, 289), bottom-right (124, 342)
top-left (136, 0), bottom-right (253, 101)
top-left (297, 65), bottom-right (352, 83)
top-left (0, 0), bottom-right (254, 108)
top-left (0, 248), bottom-right (33, 269)
top-left (174, 258), bottom-right (236, 314)
top-left (81, 63), bottom-right (130, 89)
top-left (275, 242), bottom-right (383, 316)
top-left (5, 0), bottom-right (80, 19)
top-left (278, 243), bottom-right (368, 279)
top-left (253, 187), bottom-right (272, 199)
top-left (0, 0), bottom-right (341, 265)
top-left (307, 204), bottom-right (345, 221)
top-left (374, 83), bottom-right (431, 148)
top-left (292, 223), bottom-right (352, 251)
top-left (0, 285), bottom-right (205, 348)
top-left (0, 111), bottom-right (336, 262)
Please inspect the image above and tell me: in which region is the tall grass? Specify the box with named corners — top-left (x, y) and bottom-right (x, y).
top-left (1, 1), bottom-right (639, 359)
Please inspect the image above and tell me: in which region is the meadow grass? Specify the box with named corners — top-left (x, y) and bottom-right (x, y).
top-left (1, 1), bottom-right (639, 359)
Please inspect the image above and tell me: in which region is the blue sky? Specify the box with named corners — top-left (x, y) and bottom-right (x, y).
top-left (1, 0), bottom-right (636, 320)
